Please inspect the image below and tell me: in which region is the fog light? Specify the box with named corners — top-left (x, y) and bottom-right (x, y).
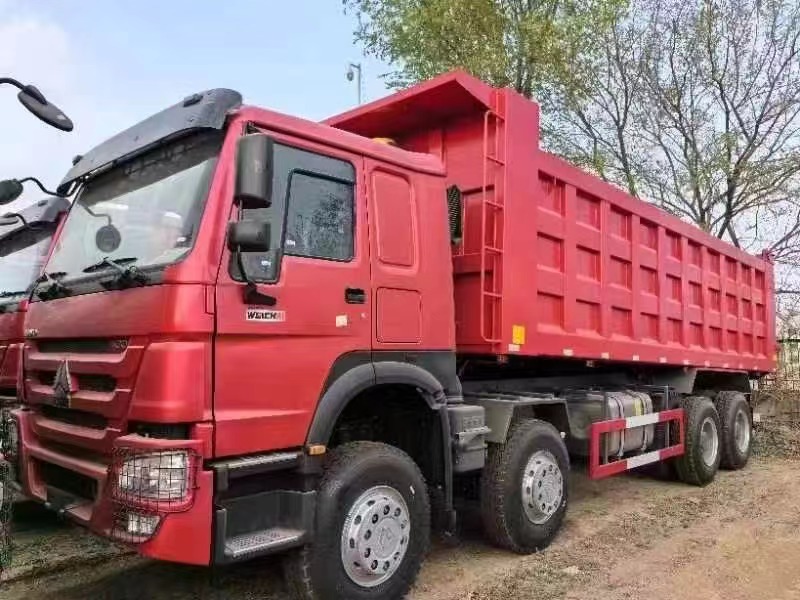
top-left (125, 512), bottom-right (160, 537)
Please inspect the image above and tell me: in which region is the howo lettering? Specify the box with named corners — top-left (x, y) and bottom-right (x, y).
top-left (4, 72), bottom-right (774, 600)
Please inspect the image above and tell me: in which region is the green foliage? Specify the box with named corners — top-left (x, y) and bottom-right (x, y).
top-left (344, 0), bottom-right (625, 96)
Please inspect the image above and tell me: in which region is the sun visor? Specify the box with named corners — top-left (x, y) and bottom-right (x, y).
top-left (58, 88), bottom-right (242, 194)
top-left (0, 196), bottom-right (70, 241)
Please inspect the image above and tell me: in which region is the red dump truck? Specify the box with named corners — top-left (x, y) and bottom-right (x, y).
top-left (4, 71), bottom-right (774, 599)
top-left (0, 197), bottom-right (68, 408)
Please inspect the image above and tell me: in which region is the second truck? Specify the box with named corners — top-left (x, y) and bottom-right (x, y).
top-left (4, 72), bottom-right (774, 599)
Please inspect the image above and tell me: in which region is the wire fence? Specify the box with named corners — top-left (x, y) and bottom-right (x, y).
top-left (0, 459), bottom-right (11, 574)
top-left (0, 410), bottom-right (13, 576)
top-left (757, 338), bottom-right (800, 423)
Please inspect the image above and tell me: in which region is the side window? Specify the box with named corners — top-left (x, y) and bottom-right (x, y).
top-left (284, 172), bottom-right (354, 261)
top-left (231, 141), bottom-right (356, 282)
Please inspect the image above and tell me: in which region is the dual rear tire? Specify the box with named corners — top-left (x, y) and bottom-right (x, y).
top-left (674, 391), bottom-right (752, 486)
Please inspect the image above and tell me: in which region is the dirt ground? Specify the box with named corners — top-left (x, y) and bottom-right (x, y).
top-left (3, 424), bottom-right (800, 599)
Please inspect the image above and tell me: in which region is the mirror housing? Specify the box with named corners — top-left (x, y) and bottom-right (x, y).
top-left (235, 133), bottom-right (273, 209)
top-left (18, 85), bottom-right (74, 132)
top-left (0, 180), bottom-right (24, 205)
top-left (227, 220), bottom-right (271, 253)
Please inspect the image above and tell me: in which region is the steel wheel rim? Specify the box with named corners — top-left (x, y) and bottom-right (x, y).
top-left (700, 416), bottom-right (719, 467)
top-left (522, 450), bottom-right (563, 525)
top-left (734, 408), bottom-right (751, 454)
top-left (341, 485), bottom-right (410, 588)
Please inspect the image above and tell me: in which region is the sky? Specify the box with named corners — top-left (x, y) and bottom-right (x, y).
top-left (0, 0), bottom-right (392, 209)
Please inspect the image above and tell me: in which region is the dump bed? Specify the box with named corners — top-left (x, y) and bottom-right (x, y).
top-left (327, 71), bottom-right (776, 374)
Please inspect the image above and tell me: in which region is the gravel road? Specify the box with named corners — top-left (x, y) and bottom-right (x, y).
top-left (3, 424), bottom-right (799, 599)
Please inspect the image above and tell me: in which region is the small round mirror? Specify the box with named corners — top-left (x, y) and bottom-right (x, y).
top-left (0, 180), bottom-right (23, 205)
top-left (95, 224), bottom-right (121, 253)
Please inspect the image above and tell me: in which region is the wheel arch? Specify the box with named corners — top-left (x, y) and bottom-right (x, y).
top-left (305, 359), bottom-right (456, 530)
top-left (305, 360), bottom-right (448, 447)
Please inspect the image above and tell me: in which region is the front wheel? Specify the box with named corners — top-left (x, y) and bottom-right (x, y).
top-left (284, 441), bottom-right (430, 600)
top-left (480, 419), bottom-right (570, 553)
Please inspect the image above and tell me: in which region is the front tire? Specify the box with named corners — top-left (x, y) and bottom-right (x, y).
top-left (674, 396), bottom-right (721, 486)
top-left (715, 391), bottom-right (752, 470)
top-left (480, 419), bottom-right (569, 553)
top-left (284, 442), bottom-right (430, 600)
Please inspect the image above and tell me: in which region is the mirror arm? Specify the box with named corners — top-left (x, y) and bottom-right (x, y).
top-left (0, 212), bottom-right (28, 227)
top-left (18, 177), bottom-right (60, 197)
top-left (235, 248), bottom-right (277, 306)
top-left (0, 78), bottom-right (25, 91)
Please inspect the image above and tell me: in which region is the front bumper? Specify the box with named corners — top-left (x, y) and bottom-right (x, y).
top-left (11, 409), bottom-right (214, 565)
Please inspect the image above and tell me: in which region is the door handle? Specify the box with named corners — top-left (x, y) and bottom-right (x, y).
top-left (345, 287), bottom-right (366, 304)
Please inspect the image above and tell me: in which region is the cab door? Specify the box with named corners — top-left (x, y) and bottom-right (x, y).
top-left (213, 135), bottom-right (370, 457)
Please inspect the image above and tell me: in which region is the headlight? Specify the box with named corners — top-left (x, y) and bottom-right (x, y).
top-left (116, 450), bottom-right (190, 502)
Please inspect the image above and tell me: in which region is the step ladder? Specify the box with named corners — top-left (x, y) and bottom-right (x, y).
top-left (480, 99), bottom-right (506, 345)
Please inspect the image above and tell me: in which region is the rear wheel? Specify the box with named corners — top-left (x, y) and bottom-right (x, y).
top-left (480, 419), bottom-right (569, 553)
top-left (715, 391), bottom-right (752, 470)
top-left (674, 396), bottom-right (721, 486)
top-left (284, 442), bottom-right (430, 600)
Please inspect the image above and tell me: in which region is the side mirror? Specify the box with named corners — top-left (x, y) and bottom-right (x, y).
top-left (235, 133), bottom-right (273, 209)
top-left (227, 220), bottom-right (271, 253)
top-left (0, 180), bottom-right (24, 205)
top-left (18, 85), bottom-right (74, 132)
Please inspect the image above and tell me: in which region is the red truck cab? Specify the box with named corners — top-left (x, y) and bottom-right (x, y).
top-left (6, 73), bottom-right (773, 600)
top-left (0, 197), bottom-right (69, 408)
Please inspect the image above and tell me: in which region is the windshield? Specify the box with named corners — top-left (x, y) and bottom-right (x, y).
top-left (0, 227), bottom-right (53, 298)
top-left (46, 131), bottom-right (222, 279)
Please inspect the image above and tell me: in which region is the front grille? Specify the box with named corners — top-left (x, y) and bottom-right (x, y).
top-left (36, 339), bottom-right (128, 354)
top-left (37, 371), bottom-right (54, 386)
top-left (40, 405), bottom-right (108, 430)
top-left (76, 374), bottom-right (116, 392)
top-left (38, 460), bottom-right (97, 501)
top-left (34, 371), bottom-right (116, 392)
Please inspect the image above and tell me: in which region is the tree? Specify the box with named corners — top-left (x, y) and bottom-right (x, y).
top-left (549, 0), bottom-right (800, 261)
top-left (344, 0), bottom-right (624, 95)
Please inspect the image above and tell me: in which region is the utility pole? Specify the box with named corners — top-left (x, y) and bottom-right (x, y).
top-left (346, 62), bottom-right (363, 105)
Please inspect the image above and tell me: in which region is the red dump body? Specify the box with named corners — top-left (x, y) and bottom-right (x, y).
top-left (327, 71), bottom-right (776, 374)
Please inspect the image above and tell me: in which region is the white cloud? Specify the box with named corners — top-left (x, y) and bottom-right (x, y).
top-left (0, 3), bottom-right (145, 212)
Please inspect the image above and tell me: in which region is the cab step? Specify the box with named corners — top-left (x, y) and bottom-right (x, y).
top-left (224, 527), bottom-right (305, 560)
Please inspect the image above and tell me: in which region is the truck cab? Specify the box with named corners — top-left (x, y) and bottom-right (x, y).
top-left (9, 88), bottom-right (457, 581)
top-left (0, 197), bottom-right (69, 408)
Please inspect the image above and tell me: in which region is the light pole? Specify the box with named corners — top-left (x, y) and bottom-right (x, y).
top-left (0, 77), bottom-right (73, 131)
top-left (346, 62), bottom-right (363, 105)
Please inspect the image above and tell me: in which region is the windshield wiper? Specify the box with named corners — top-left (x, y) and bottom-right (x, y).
top-left (36, 271), bottom-right (71, 300)
top-left (84, 256), bottom-right (148, 289)
top-left (82, 256), bottom-right (138, 273)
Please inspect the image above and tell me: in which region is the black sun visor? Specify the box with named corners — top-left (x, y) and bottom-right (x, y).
top-left (58, 88), bottom-right (242, 194)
